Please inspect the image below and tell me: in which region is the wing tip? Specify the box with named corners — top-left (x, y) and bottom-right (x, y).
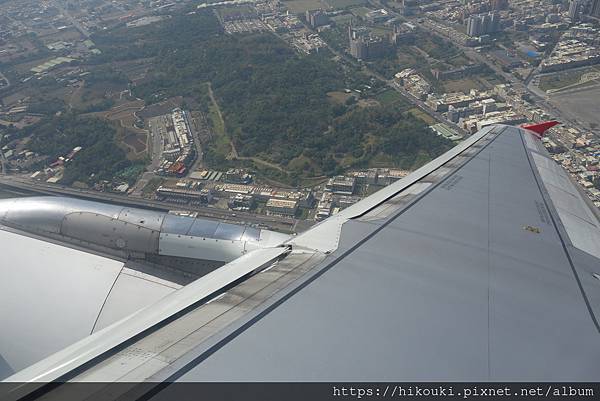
top-left (521, 121), bottom-right (560, 138)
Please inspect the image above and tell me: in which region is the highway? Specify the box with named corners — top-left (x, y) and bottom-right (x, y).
top-left (0, 176), bottom-right (313, 234)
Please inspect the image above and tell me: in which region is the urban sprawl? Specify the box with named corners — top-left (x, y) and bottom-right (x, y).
top-left (1, 0), bottom-right (600, 229)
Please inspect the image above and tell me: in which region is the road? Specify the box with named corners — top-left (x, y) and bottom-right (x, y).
top-left (53, 0), bottom-right (91, 37)
top-left (418, 16), bottom-right (594, 136)
top-left (389, 80), bottom-right (465, 132)
top-left (0, 131), bottom-right (8, 175)
top-left (187, 110), bottom-right (207, 174)
top-left (0, 70), bottom-right (9, 90)
top-left (0, 185), bottom-right (34, 199)
top-left (0, 175), bottom-right (313, 234)
top-left (126, 114), bottom-right (164, 196)
top-left (148, 115), bottom-right (166, 170)
top-left (0, 149), bottom-right (7, 175)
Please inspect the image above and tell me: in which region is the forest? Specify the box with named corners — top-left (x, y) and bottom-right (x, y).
top-left (25, 114), bottom-right (143, 186)
top-left (89, 11), bottom-right (451, 177)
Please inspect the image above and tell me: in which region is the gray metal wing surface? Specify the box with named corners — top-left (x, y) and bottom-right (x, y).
top-left (160, 124), bottom-right (600, 382)
top-left (4, 124), bottom-right (600, 397)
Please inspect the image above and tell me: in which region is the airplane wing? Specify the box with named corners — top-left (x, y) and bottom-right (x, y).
top-left (2, 123), bottom-right (600, 398)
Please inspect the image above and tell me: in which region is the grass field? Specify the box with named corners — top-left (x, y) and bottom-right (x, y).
top-left (208, 101), bottom-right (231, 159)
top-left (483, 73), bottom-right (505, 87)
top-left (325, 0), bottom-right (367, 9)
top-left (217, 5), bottom-right (256, 18)
top-left (330, 14), bottom-right (354, 24)
top-left (408, 107), bottom-right (437, 125)
top-left (447, 54), bottom-right (471, 68)
top-left (12, 56), bottom-right (56, 75)
top-left (539, 67), bottom-right (600, 92)
top-left (395, 47), bottom-right (419, 68)
top-left (283, 0), bottom-right (326, 13)
top-left (327, 91), bottom-right (352, 104)
top-left (349, 6), bottom-right (372, 18)
top-left (124, 132), bottom-right (147, 153)
top-left (370, 26), bottom-right (392, 37)
top-left (415, 37), bottom-right (460, 60)
top-left (368, 152), bottom-right (395, 168)
top-left (375, 89), bottom-right (404, 105)
top-left (206, 84), bottom-right (233, 160)
top-left (442, 77), bottom-right (489, 93)
top-left (142, 177), bottom-right (164, 197)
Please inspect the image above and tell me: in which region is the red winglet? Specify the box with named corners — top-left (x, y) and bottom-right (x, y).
top-left (521, 121), bottom-right (560, 138)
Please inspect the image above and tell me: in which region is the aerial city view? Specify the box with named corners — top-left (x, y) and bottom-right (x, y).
top-left (1, 0), bottom-right (600, 396)
top-left (1, 0), bottom-right (599, 229)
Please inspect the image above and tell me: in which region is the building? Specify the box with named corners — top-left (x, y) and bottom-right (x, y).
top-left (337, 195), bottom-right (362, 209)
top-left (224, 168), bottom-right (252, 184)
top-left (350, 169), bottom-right (378, 185)
top-left (349, 35), bottom-right (367, 59)
top-left (325, 176), bottom-right (356, 195)
top-left (396, 70), bottom-right (431, 100)
top-left (265, 199), bottom-right (298, 217)
top-left (460, 111), bottom-right (527, 133)
top-left (431, 123), bottom-right (464, 141)
top-left (348, 25), bottom-right (387, 60)
top-left (539, 37), bottom-right (600, 72)
top-left (305, 9), bottom-right (329, 28)
top-left (114, 184), bottom-right (130, 193)
top-left (365, 9), bottom-right (390, 24)
top-left (569, 0), bottom-right (581, 21)
top-left (489, 0), bottom-right (508, 11)
top-left (315, 192), bottom-right (334, 221)
top-left (390, 22), bottom-right (416, 44)
top-left (400, 0), bottom-right (418, 16)
top-left (467, 15), bottom-right (482, 37)
top-left (426, 89), bottom-right (492, 112)
top-left (155, 186), bottom-right (212, 204)
top-left (467, 12), bottom-right (501, 37)
top-left (377, 169), bottom-right (410, 185)
top-left (156, 109), bottom-right (196, 177)
top-left (228, 194), bottom-right (255, 211)
top-left (213, 183), bottom-right (313, 209)
top-left (590, 0), bottom-right (600, 18)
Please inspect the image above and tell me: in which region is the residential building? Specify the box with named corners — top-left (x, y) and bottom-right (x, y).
top-left (228, 194), bottom-right (255, 211)
top-left (569, 0), bottom-right (581, 21)
top-left (467, 12), bottom-right (501, 37)
top-left (325, 176), bottom-right (356, 195)
top-left (305, 9), bottom-right (329, 28)
top-left (224, 168), bottom-right (252, 184)
top-left (348, 25), bottom-right (387, 60)
top-left (489, 0), bottom-right (508, 11)
top-left (265, 199), bottom-right (298, 217)
top-left (590, 0), bottom-right (600, 17)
